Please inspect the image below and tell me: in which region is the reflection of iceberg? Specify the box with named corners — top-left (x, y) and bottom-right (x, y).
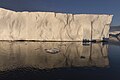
top-left (0, 42), bottom-right (109, 71)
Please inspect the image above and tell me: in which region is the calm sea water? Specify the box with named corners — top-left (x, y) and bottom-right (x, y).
top-left (0, 42), bottom-right (119, 80)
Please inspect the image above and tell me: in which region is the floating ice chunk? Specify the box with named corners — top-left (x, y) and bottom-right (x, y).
top-left (45, 48), bottom-right (60, 54)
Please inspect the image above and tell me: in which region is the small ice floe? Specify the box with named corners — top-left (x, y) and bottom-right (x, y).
top-left (45, 48), bottom-right (60, 54)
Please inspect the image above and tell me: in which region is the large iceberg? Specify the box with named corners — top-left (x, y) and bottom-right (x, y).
top-left (0, 8), bottom-right (113, 41)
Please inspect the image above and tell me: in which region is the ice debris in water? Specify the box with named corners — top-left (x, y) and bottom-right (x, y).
top-left (45, 48), bottom-right (60, 54)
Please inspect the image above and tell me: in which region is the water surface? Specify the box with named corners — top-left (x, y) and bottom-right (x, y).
top-left (0, 42), bottom-right (119, 80)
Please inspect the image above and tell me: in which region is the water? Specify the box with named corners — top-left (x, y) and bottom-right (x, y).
top-left (0, 42), bottom-right (119, 80)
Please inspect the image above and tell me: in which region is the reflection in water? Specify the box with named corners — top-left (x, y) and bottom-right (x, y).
top-left (0, 42), bottom-right (109, 71)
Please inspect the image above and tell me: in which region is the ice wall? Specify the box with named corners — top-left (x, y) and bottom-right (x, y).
top-left (0, 8), bottom-right (113, 41)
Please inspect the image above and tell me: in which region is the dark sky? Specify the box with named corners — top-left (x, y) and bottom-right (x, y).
top-left (0, 0), bottom-right (120, 26)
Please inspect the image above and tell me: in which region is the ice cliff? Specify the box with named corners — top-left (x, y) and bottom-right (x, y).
top-left (0, 8), bottom-right (113, 41)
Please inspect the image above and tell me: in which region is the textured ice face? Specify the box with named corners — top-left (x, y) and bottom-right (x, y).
top-left (0, 8), bottom-right (113, 41)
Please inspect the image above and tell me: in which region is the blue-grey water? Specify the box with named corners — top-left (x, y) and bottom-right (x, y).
top-left (0, 42), bottom-right (119, 80)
